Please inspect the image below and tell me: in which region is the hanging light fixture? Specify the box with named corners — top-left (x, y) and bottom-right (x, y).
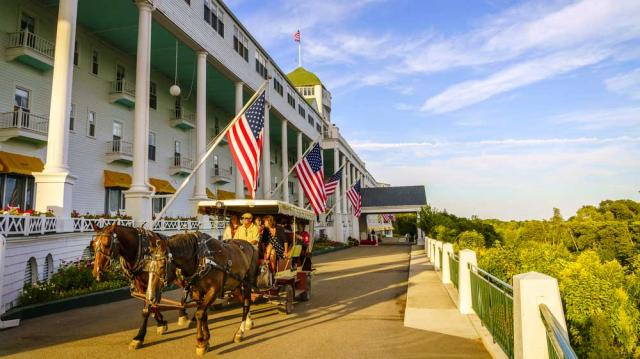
top-left (170, 40), bottom-right (181, 97)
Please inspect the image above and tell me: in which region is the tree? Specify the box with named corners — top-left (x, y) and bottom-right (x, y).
top-left (456, 230), bottom-right (485, 250)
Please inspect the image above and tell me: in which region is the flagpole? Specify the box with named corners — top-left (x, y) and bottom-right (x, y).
top-left (269, 135), bottom-right (322, 198)
top-left (150, 80), bottom-right (269, 228)
top-left (298, 40), bottom-right (302, 67)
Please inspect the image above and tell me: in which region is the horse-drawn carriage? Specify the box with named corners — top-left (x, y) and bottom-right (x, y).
top-left (90, 198), bottom-right (316, 354)
top-left (198, 199), bottom-right (315, 314)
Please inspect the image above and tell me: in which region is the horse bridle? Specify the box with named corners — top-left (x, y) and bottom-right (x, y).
top-left (93, 230), bottom-right (120, 262)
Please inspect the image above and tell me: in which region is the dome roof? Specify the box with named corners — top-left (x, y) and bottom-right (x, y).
top-left (287, 67), bottom-right (322, 87)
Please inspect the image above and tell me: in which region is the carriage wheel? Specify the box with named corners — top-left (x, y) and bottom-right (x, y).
top-left (279, 285), bottom-right (294, 315)
top-left (299, 276), bottom-right (311, 302)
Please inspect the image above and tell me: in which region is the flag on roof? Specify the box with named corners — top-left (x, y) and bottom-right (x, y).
top-left (347, 180), bottom-right (362, 217)
top-left (227, 91), bottom-right (266, 199)
top-left (293, 29), bottom-right (301, 42)
top-left (294, 143), bottom-right (326, 215)
top-left (324, 167), bottom-right (343, 196)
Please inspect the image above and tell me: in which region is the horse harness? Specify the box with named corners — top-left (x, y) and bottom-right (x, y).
top-left (94, 227), bottom-right (153, 282)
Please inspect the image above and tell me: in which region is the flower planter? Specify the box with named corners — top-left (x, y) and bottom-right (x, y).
top-left (1, 286), bottom-right (130, 321)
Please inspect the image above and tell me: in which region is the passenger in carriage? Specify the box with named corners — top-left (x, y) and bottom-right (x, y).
top-left (223, 214), bottom-right (240, 240)
top-left (234, 212), bottom-right (259, 245)
top-left (262, 215), bottom-right (286, 271)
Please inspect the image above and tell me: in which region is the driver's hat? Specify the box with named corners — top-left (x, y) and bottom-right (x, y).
top-left (241, 212), bottom-right (253, 220)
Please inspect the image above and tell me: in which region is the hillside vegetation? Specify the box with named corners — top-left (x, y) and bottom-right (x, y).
top-left (419, 199), bottom-right (640, 358)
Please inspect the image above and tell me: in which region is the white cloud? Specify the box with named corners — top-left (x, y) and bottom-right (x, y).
top-left (605, 68), bottom-right (640, 100)
top-left (552, 106), bottom-right (640, 129)
top-left (364, 140), bottom-right (640, 219)
top-left (420, 48), bottom-right (609, 113)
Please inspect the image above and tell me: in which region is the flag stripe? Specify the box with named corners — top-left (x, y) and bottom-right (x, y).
top-left (294, 143), bottom-right (327, 215)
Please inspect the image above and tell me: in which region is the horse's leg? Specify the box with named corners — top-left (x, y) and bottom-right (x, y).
top-left (177, 289), bottom-right (190, 326)
top-left (130, 302), bottom-right (151, 349)
top-left (234, 284), bottom-right (253, 343)
top-left (195, 287), bottom-right (217, 356)
top-left (153, 307), bottom-right (168, 335)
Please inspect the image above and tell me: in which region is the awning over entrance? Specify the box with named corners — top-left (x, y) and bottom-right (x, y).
top-left (103, 170), bottom-right (131, 188)
top-left (149, 178), bottom-right (176, 194)
top-left (0, 151), bottom-right (44, 176)
top-left (217, 189), bottom-right (236, 200)
top-left (206, 188), bottom-right (215, 199)
top-left (360, 185), bottom-right (427, 214)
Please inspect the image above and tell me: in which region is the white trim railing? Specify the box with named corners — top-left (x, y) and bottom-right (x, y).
top-left (172, 156), bottom-right (194, 169)
top-left (110, 79), bottom-right (136, 97)
top-left (0, 110), bottom-right (49, 135)
top-left (6, 31), bottom-right (55, 59)
top-left (105, 139), bottom-right (133, 155)
top-left (152, 219), bottom-right (200, 231)
top-left (71, 218), bottom-right (135, 232)
top-left (0, 215), bottom-right (138, 236)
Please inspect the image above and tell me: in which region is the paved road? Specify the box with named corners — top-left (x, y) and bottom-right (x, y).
top-left (0, 245), bottom-right (489, 358)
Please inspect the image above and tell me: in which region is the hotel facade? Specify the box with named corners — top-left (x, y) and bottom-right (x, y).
top-left (0, 0), bottom-right (379, 315)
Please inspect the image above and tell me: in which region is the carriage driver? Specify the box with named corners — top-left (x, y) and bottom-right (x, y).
top-left (233, 212), bottom-right (260, 245)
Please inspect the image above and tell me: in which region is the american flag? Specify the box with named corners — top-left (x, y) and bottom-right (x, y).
top-left (293, 30), bottom-right (301, 42)
top-left (382, 214), bottom-right (395, 222)
top-left (324, 168), bottom-right (342, 196)
top-left (227, 91), bottom-right (266, 199)
top-left (295, 143), bottom-right (326, 215)
top-left (347, 180), bottom-right (362, 217)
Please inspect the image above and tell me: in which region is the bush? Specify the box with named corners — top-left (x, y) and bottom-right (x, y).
top-left (19, 258), bottom-right (127, 307)
top-left (347, 237), bottom-right (359, 246)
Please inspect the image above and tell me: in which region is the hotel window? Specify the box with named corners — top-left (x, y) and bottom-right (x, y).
top-left (273, 74), bottom-right (283, 96)
top-left (87, 111), bottom-right (96, 137)
top-left (211, 4), bottom-right (224, 37)
top-left (148, 132), bottom-right (156, 161)
top-left (315, 123), bottom-right (321, 133)
top-left (203, 0), bottom-right (210, 23)
top-left (112, 121), bottom-right (122, 152)
top-left (301, 87), bottom-right (314, 96)
top-left (287, 92), bottom-right (295, 108)
top-left (307, 114), bottom-right (314, 126)
top-left (105, 188), bottom-right (125, 214)
top-left (14, 87), bottom-right (30, 112)
top-left (149, 81), bottom-right (157, 109)
top-left (174, 141), bottom-right (182, 166)
top-left (214, 116), bottom-right (220, 134)
top-left (69, 104), bottom-right (75, 131)
top-left (288, 181), bottom-right (294, 196)
top-left (73, 40), bottom-right (79, 66)
top-left (298, 105), bottom-right (306, 118)
top-left (0, 174), bottom-right (35, 210)
top-left (91, 50), bottom-right (99, 75)
top-left (20, 13), bottom-right (35, 34)
top-left (255, 52), bottom-right (267, 79)
top-left (213, 155), bottom-right (219, 175)
top-left (152, 196), bottom-right (166, 216)
top-left (233, 26), bottom-right (249, 62)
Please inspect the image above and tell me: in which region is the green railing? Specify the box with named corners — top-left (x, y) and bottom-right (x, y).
top-left (438, 247), bottom-right (443, 270)
top-left (469, 264), bottom-right (514, 359)
top-left (539, 304), bottom-right (578, 359)
top-left (449, 254), bottom-right (459, 288)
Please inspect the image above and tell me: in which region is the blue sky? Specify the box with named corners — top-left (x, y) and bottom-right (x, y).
top-left (227, 0), bottom-right (640, 220)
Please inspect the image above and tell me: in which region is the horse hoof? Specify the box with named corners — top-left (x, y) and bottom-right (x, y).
top-left (233, 332), bottom-right (244, 343)
top-left (246, 320), bottom-right (254, 331)
top-left (129, 340), bottom-right (143, 350)
top-left (156, 324), bottom-right (168, 335)
top-left (177, 315), bottom-right (189, 326)
top-left (195, 344), bottom-right (209, 356)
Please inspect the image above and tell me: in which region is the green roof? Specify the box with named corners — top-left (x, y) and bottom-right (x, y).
top-left (287, 67), bottom-right (322, 87)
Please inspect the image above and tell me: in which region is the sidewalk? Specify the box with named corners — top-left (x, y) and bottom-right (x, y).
top-left (404, 247), bottom-right (491, 357)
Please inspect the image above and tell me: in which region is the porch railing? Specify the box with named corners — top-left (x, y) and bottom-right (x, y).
top-left (0, 110), bottom-right (49, 135)
top-left (6, 31), bottom-right (55, 59)
top-left (110, 79), bottom-right (136, 97)
top-left (172, 156), bottom-right (193, 169)
top-left (71, 218), bottom-right (135, 232)
top-left (469, 263), bottom-right (514, 359)
top-left (152, 219), bottom-right (200, 231)
top-left (105, 140), bottom-right (133, 155)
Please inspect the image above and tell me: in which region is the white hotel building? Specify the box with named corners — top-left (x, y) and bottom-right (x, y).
top-left (0, 0), bottom-right (379, 315)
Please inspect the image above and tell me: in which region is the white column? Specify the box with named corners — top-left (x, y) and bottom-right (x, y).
top-left (281, 119), bottom-right (289, 203)
top-left (434, 241), bottom-right (442, 270)
top-left (297, 132), bottom-right (303, 206)
top-left (193, 51), bottom-right (207, 201)
top-left (513, 272), bottom-right (567, 359)
top-left (458, 249), bottom-right (477, 315)
top-left (333, 148), bottom-right (342, 242)
top-left (124, 0), bottom-right (153, 226)
top-left (261, 104), bottom-right (271, 199)
top-left (442, 243), bottom-right (453, 284)
top-left (33, 0), bottom-right (78, 224)
top-left (341, 155), bottom-right (347, 213)
top-left (234, 82), bottom-right (244, 199)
